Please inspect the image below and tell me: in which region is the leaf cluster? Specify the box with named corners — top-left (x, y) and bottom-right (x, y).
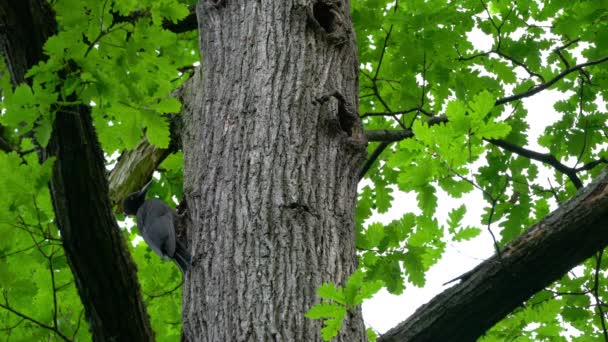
top-left (0, 0), bottom-right (196, 339)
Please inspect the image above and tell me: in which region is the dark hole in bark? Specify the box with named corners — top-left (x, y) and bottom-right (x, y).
top-left (313, 3), bottom-right (335, 33)
top-left (207, 0), bottom-right (225, 7)
top-left (337, 102), bottom-right (354, 136)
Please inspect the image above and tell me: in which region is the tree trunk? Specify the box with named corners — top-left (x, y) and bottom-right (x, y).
top-left (181, 1), bottom-right (367, 340)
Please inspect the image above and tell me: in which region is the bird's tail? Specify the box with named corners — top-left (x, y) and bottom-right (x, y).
top-left (172, 240), bottom-right (192, 274)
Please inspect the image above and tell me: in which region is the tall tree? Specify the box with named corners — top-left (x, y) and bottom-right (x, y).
top-left (179, 2), bottom-right (368, 340)
top-left (0, 1), bottom-right (607, 341)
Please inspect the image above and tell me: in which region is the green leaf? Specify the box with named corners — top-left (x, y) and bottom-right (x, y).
top-left (35, 113), bottom-right (54, 147)
top-left (453, 226), bottom-right (481, 241)
top-left (375, 183), bottom-right (393, 213)
top-left (363, 223), bottom-right (385, 249)
top-left (475, 122), bottom-right (512, 139)
top-left (447, 205), bottom-right (466, 233)
top-left (305, 303), bottom-right (345, 320)
top-left (317, 283), bottom-right (344, 304)
top-left (150, 97), bottom-right (182, 113)
top-left (416, 185), bottom-right (437, 217)
top-left (367, 328), bottom-right (378, 342)
top-left (469, 90), bottom-right (495, 119)
top-left (306, 303), bottom-right (347, 341)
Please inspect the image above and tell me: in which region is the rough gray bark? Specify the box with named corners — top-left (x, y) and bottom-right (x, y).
top-left (0, 2), bottom-right (153, 340)
top-left (49, 105), bottom-right (154, 341)
top-left (180, 1), bottom-right (367, 340)
top-left (379, 168), bottom-right (608, 342)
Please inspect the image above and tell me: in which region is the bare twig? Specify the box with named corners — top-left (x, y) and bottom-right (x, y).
top-left (495, 55), bottom-right (608, 106)
top-left (0, 295), bottom-right (71, 341)
top-left (593, 249), bottom-right (608, 340)
top-left (144, 279), bottom-right (184, 299)
top-left (359, 142), bottom-right (390, 180)
top-left (486, 138), bottom-right (583, 189)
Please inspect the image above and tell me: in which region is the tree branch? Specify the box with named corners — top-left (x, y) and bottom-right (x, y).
top-left (486, 138), bottom-right (583, 189)
top-left (379, 168), bottom-right (608, 341)
top-left (495, 55), bottom-right (608, 106)
top-left (0, 295), bottom-right (71, 342)
top-left (359, 142), bottom-right (390, 180)
top-left (362, 116), bottom-right (605, 189)
top-left (108, 71), bottom-right (193, 208)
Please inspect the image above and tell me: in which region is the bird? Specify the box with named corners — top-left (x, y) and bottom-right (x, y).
top-left (123, 180), bottom-right (191, 274)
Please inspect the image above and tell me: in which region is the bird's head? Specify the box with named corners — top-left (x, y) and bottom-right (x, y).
top-left (123, 180), bottom-right (153, 215)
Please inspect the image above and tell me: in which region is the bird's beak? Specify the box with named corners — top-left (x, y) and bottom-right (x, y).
top-left (140, 179), bottom-right (153, 194)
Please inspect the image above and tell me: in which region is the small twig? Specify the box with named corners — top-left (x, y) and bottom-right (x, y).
top-left (593, 249), bottom-right (608, 340)
top-left (359, 142), bottom-right (390, 180)
top-left (495, 55), bottom-right (608, 106)
top-left (543, 288), bottom-right (590, 296)
top-left (0, 244), bottom-right (38, 258)
top-left (144, 279), bottom-right (184, 299)
top-left (574, 158), bottom-right (608, 172)
top-left (0, 295), bottom-right (71, 341)
top-left (71, 309), bottom-right (84, 340)
top-left (486, 138), bottom-right (583, 189)
top-left (574, 79), bottom-right (588, 169)
top-left (360, 107), bottom-right (434, 119)
top-left (49, 251), bottom-right (59, 330)
top-left (493, 50), bottom-right (545, 82)
top-left (486, 180), bottom-right (509, 257)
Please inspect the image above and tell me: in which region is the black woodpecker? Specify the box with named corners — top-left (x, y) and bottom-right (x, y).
top-left (123, 180), bottom-right (191, 274)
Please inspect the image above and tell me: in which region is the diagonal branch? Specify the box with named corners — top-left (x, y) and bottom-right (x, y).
top-left (486, 138), bottom-right (583, 189)
top-left (592, 249), bottom-right (608, 340)
top-left (359, 142), bottom-right (390, 180)
top-left (0, 296), bottom-right (71, 342)
top-left (379, 168), bottom-right (608, 341)
top-left (495, 55), bottom-right (608, 106)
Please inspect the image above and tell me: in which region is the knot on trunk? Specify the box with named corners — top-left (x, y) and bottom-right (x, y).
top-left (307, 0), bottom-right (349, 44)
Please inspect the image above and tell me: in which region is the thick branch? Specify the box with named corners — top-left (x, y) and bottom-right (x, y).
top-left (108, 137), bottom-right (170, 208)
top-left (380, 168), bottom-right (608, 341)
top-left (108, 75), bottom-right (191, 208)
top-left (49, 102), bottom-right (155, 342)
top-left (364, 116), bottom-right (447, 142)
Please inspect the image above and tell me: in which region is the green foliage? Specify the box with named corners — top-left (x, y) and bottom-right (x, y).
top-left (0, 0), bottom-right (196, 339)
top-left (1, 0), bottom-right (607, 340)
top-left (345, 0), bottom-right (608, 339)
top-left (306, 270), bottom-right (383, 341)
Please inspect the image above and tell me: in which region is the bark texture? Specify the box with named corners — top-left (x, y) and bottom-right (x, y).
top-left (379, 168), bottom-right (608, 342)
top-left (49, 106), bottom-right (154, 341)
top-left (181, 1), bottom-right (367, 340)
top-left (0, 2), bottom-right (153, 340)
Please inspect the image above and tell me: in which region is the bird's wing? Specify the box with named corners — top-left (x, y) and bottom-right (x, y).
top-left (157, 211), bottom-right (176, 257)
top-left (138, 200), bottom-right (176, 259)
